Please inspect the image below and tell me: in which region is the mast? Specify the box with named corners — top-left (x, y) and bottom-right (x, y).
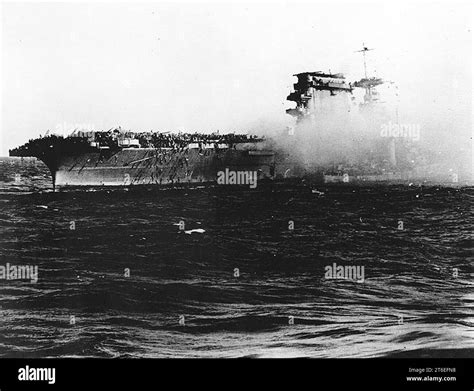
top-left (353, 44), bottom-right (383, 107)
top-left (354, 44), bottom-right (397, 166)
top-left (355, 43), bottom-right (373, 78)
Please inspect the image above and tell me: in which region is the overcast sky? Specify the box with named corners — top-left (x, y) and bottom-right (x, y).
top-left (1, 1), bottom-right (472, 155)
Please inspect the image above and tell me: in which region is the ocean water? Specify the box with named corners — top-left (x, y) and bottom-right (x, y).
top-left (0, 157), bottom-right (472, 358)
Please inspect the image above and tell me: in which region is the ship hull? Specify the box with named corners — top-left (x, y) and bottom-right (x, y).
top-left (52, 147), bottom-right (304, 188)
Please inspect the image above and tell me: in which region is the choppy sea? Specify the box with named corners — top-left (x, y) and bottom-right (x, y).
top-left (0, 157), bottom-right (472, 358)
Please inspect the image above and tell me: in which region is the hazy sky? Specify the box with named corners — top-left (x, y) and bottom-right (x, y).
top-left (1, 1), bottom-right (472, 155)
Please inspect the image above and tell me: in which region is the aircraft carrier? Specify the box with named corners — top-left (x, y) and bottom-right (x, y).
top-left (9, 131), bottom-right (305, 189)
top-left (9, 48), bottom-right (467, 189)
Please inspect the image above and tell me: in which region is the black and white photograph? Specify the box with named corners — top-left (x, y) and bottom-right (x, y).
top-left (0, 0), bottom-right (472, 387)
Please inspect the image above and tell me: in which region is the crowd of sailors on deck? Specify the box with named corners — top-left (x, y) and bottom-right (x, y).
top-left (11, 130), bottom-right (263, 156)
top-left (78, 129), bottom-right (263, 149)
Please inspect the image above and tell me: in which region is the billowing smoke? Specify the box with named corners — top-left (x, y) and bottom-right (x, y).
top-left (252, 80), bottom-right (472, 183)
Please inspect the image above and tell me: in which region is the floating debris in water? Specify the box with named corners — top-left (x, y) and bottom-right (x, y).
top-left (184, 229), bottom-right (205, 234)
